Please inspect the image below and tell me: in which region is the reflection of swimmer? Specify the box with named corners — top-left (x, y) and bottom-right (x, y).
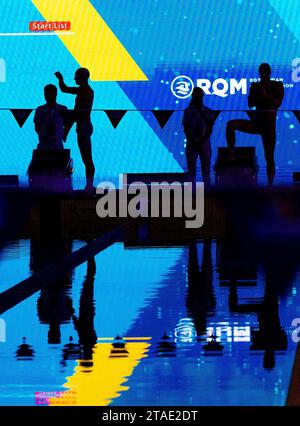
top-left (216, 240), bottom-right (258, 312)
top-left (72, 258), bottom-right (97, 366)
top-left (37, 279), bottom-right (73, 344)
top-left (32, 239), bottom-right (73, 344)
top-left (186, 241), bottom-right (215, 337)
top-left (251, 262), bottom-right (288, 369)
top-left (251, 290), bottom-right (287, 369)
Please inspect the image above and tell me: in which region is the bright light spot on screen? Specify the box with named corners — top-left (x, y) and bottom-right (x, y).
top-left (175, 318), bottom-right (197, 345)
top-left (207, 323), bottom-right (251, 343)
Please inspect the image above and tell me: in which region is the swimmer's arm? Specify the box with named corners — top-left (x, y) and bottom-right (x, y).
top-left (54, 72), bottom-right (78, 94)
top-left (263, 84), bottom-right (284, 108)
top-left (33, 109), bottom-right (41, 134)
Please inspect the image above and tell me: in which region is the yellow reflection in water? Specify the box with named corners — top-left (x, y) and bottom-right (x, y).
top-left (48, 339), bottom-right (151, 406)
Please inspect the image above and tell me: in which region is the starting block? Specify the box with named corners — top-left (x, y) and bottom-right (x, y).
top-left (214, 147), bottom-right (258, 186)
top-left (28, 149), bottom-right (73, 191)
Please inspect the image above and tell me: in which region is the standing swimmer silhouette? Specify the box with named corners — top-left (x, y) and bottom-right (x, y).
top-left (34, 84), bottom-right (67, 150)
top-left (55, 68), bottom-right (95, 191)
top-left (226, 63), bottom-right (284, 185)
top-left (182, 87), bottom-right (218, 185)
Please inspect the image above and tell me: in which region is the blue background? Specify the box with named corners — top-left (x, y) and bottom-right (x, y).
top-left (0, 0), bottom-right (300, 184)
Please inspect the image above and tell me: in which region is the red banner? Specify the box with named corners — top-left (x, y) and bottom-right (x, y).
top-left (29, 21), bottom-right (71, 31)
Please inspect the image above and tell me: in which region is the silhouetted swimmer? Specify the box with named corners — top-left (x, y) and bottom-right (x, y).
top-left (34, 84), bottom-right (67, 150)
top-left (226, 63), bottom-right (284, 185)
top-left (55, 68), bottom-right (95, 192)
top-left (183, 87), bottom-right (218, 186)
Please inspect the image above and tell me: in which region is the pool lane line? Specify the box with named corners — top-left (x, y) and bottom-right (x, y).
top-left (0, 219), bottom-right (136, 315)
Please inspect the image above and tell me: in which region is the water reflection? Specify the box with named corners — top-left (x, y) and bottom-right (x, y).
top-left (71, 257), bottom-right (97, 370)
top-left (15, 337), bottom-right (35, 360)
top-left (186, 241), bottom-right (215, 338)
top-left (155, 333), bottom-right (176, 357)
top-left (31, 239), bottom-right (73, 344)
top-left (203, 334), bottom-right (224, 354)
top-left (61, 337), bottom-right (81, 367)
top-left (250, 269), bottom-right (288, 370)
top-left (0, 239), bottom-right (300, 405)
top-left (217, 239), bottom-right (291, 369)
top-left (174, 318), bottom-right (197, 347)
top-left (109, 336), bottom-right (129, 358)
top-left (49, 339), bottom-right (150, 406)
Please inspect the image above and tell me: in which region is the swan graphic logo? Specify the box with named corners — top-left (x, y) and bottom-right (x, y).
top-left (171, 75), bottom-right (194, 99)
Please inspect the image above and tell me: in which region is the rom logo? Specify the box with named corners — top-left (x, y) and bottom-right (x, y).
top-left (0, 59), bottom-right (6, 83)
top-left (197, 78), bottom-right (247, 98)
